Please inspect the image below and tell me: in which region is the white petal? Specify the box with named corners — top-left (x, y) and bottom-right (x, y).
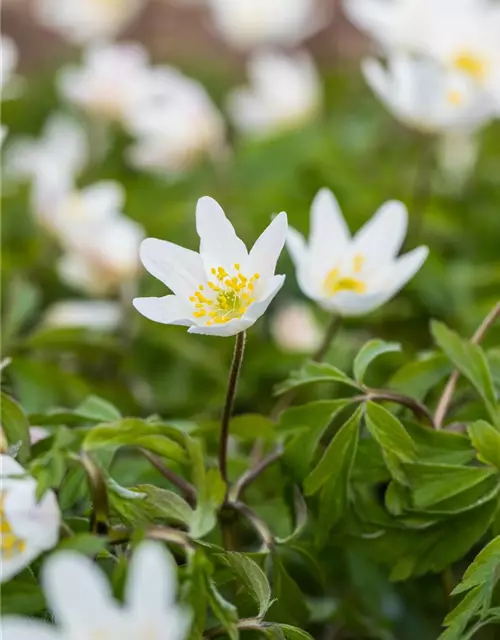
top-left (1, 454), bottom-right (25, 476)
top-left (43, 551), bottom-right (120, 631)
top-left (248, 212), bottom-right (287, 281)
top-left (318, 290), bottom-right (389, 316)
top-left (80, 181), bottom-right (124, 218)
top-left (139, 238), bottom-right (205, 298)
top-left (187, 316), bottom-right (255, 337)
top-left (246, 274), bottom-right (286, 322)
top-left (196, 196), bottom-right (248, 272)
top-left (5, 485), bottom-right (60, 549)
top-left (361, 57), bottom-right (392, 108)
top-left (2, 617), bottom-right (60, 640)
top-left (126, 541), bottom-right (176, 612)
top-left (309, 188), bottom-right (350, 274)
top-left (352, 200), bottom-right (408, 266)
top-left (380, 245), bottom-right (429, 302)
top-left (286, 226), bottom-right (308, 268)
top-left (43, 300), bottom-right (122, 331)
top-left (133, 295), bottom-right (193, 327)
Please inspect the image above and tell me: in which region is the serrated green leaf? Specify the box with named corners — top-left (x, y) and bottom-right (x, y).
top-left (206, 578), bottom-right (239, 640)
top-left (275, 362), bottom-right (360, 395)
top-left (353, 339), bottom-right (401, 383)
top-left (83, 419), bottom-right (186, 462)
top-left (389, 354), bottom-right (452, 401)
top-left (365, 401), bottom-right (416, 463)
top-left (229, 414), bottom-right (275, 441)
top-left (439, 586), bottom-right (485, 640)
top-left (452, 536), bottom-right (500, 595)
top-left (133, 484), bottom-right (193, 525)
top-left (219, 551), bottom-right (272, 617)
top-left (276, 624), bottom-right (315, 640)
top-left (76, 395), bottom-right (122, 422)
top-left (1, 581), bottom-right (46, 615)
top-left (468, 421), bottom-right (500, 470)
top-left (280, 400), bottom-right (351, 480)
top-left (1, 393), bottom-right (30, 463)
top-left (268, 556), bottom-right (309, 626)
top-left (404, 420), bottom-right (474, 465)
top-left (431, 321), bottom-right (498, 425)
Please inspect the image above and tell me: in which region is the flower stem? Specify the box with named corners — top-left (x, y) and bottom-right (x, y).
top-left (139, 448), bottom-right (197, 506)
top-left (80, 452), bottom-right (109, 535)
top-left (407, 134), bottom-right (436, 245)
top-left (434, 300), bottom-right (500, 429)
top-left (219, 331), bottom-right (246, 483)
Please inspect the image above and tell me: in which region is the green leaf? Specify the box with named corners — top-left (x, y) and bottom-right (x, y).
top-left (404, 420), bottom-right (474, 465)
top-left (452, 535), bottom-right (500, 595)
top-left (304, 406), bottom-right (362, 496)
top-left (1, 393), bottom-right (30, 463)
top-left (275, 362), bottom-right (360, 395)
top-left (431, 321), bottom-right (498, 425)
top-left (1, 581), bottom-right (46, 615)
top-left (2, 278), bottom-right (41, 344)
top-left (133, 484), bottom-right (193, 525)
top-left (280, 400), bottom-right (351, 480)
top-left (365, 401), bottom-right (416, 463)
top-left (468, 421), bottom-right (500, 470)
top-left (229, 414), bottom-right (275, 441)
top-left (76, 395), bottom-right (122, 422)
top-left (403, 462), bottom-right (497, 509)
top-left (439, 586), bottom-right (485, 640)
top-left (206, 578), bottom-right (239, 640)
top-left (57, 533), bottom-right (109, 556)
top-left (276, 625), bottom-right (315, 640)
top-left (389, 354), bottom-right (452, 401)
top-left (184, 549), bottom-right (208, 639)
top-left (268, 556), bottom-right (309, 626)
top-left (353, 339), bottom-right (401, 383)
top-left (219, 551), bottom-right (272, 617)
top-left (83, 419), bottom-right (186, 463)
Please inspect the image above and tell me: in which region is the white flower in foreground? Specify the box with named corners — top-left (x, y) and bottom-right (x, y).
top-left (134, 197), bottom-right (287, 337)
top-left (2, 541), bottom-right (190, 639)
top-left (207, 0), bottom-right (324, 49)
top-left (0, 455), bottom-right (60, 582)
top-left (362, 54), bottom-right (497, 134)
top-left (58, 43), bottom-right (152, 123)
top-left (287, 189), bottom-right (428, 316)
top-left (125, 67), bottom-right (226, 176)
top-left (35, 0), bottom-right (146, 45)
top-left (271, 302), bottom-right (322, 353)
top-left (5, 113), bottom-right (87, 184)
top-left (1, 35), bottom-right (20, 98)
top-left (43, 300), bottom-right (122, 330)
top-left (227, 50), bottom-right (322, 138)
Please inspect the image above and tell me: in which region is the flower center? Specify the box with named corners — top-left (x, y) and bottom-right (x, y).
top-left (453, 51), bottom-right (487, 82)
top-left (447, 90), bottom-right (464, 106)
top-left (190, 264), bottom-right (259, 326)
top-left (324, 254), bottom-right (367, 296)
top-left (1, 492), bottom-right (26, 559)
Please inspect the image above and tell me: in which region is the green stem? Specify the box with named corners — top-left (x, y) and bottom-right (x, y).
top-left (80, 452), bottom-right (109, 535)
top-left (219, 331), bottom-right (246, 483)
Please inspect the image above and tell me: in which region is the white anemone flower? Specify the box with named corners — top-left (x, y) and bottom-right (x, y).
top-left (286, 188), bottom-right (428, 316)
top-left (227, 50), bottom-right (322, 138)
top-left (43, 300), bottom-right (122, 330)
top-left (2, 541), bottom-right (191, 639)
top-left (0, 455), bottom-right (60, 583)
top-left (58, 43), bottom-right (152, 123)
top-left (5, 113), bottom-right (87, 184)
top-left (134, 196), bottom-right (287, 337)
top-left (1, 35), bottom-right (21, 99)
top-left (271, 302), bottom-right (322, 353)
top-left (35, 0), bottom-right (146, 45)
top-left (206, 0), bottom-right (324, 49)
top-left (125, 67), bottom-right (226, 176)
top-left (362, 54), bottom-right (497, 134)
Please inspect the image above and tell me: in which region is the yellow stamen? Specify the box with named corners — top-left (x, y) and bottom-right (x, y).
top-left (234, 263), bottom-right (240, 270)
top-left (447, 90), bottom-right (463, 106)
top-left (1, 493), bottom-right (27, 560)
top-left (453, 51), bottom-right (487, 82)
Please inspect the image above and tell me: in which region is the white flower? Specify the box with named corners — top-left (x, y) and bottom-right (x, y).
top-left (134, 196), bottom-right (287, 337)
top-left (5, 113), bottom-right (87, 184)
top-left (35, 0), bottom-right (146, 45)
top-left (2, 541), bottom-right (191, 639)
top-left (286, 188), bottom-right (428, 316)
top-left (1, 35), bottom-right (21, 99)
top-left (125, 67), bottom-right (226, 176)
top-left (227, 49), bottom-right (322, 138)
top-left (29, 427), bottom-right (50, 444)
top-left (0, 455), bottom-right (60, 583)
top-left (58, 43), bottom-right (152, 123)
top-left (362, 54), bottom-right (497, 134)
top-left (271, 302), bottom-right (322, 353)
top-left (43, 300), bottom-right (122, 330)
top-left (207, 0), bottom-right (324, 49)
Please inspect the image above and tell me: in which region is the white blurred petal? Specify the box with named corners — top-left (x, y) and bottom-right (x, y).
top-left (249, 212), bottom-right (287, 281)
top-left (133, 295), bottom-right (193, 327)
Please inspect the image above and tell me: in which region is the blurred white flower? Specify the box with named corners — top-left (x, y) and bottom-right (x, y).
top-left (35, 0), bottom-right (146, 45)
top-left (207, 0), bottom-right (324, 49)
top-left (58, 42), bottom-right (152, 123)
top-left (227, 49), bottom-right (322, 138)
top-left (2, 541), bottom-right (191, 639)
top-left (134, 196), bottom-right (287, 337)
top-left (271, 302), bottom-right (322, 353)
top-left (362, 54), bottom-right (497, 134)
top-left (287, 188), bottom-right (428, 316)
top-left (29, 427), bottom-right (50, 444)
top-left (43, 299), bottom-right (122, 330)
top-left (1, 35), bottom-right (21, 98)
top-left (125, 67), bottom-right (226, 176)
top-left (5, 113), bottom-right (87, 184)
top-left (0, 455), bottom-right (60, 583)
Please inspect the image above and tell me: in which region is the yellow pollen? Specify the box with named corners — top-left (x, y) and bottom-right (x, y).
top-left (1, 493), bottom-right (26, 560)
top-left (234, 263), bottom-right (240, 270)
top-left (254, 273), bottom-right (260, 279)
top-left (447, 90), bottom-right (463, 106)
top-left (353, 254), bottom-right (365, 274)
top-left (453, 51), bottom-right (487, 82)
top-left (324, 257), bottom-right (367, 296)
top-left (198, 285), bottom-right (204, 291)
